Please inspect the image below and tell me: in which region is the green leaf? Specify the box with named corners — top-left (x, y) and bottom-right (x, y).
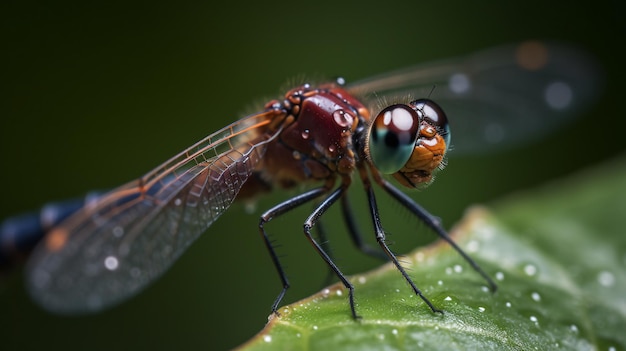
top-left (237, 156), bottom-right (626, 351)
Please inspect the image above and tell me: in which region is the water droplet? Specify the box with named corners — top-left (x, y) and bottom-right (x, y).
top-left (392, 329), bottom-right (398, 336)
top-left (531, 292), bottom-right (541, 302)
top-left (597, 270), bottom-right (615, 287)
top-left (530, 315), bottom-right (539, 325)
top-left (112, 226), bottom-right (124, 237)
top-left (174, 198), bottom-right (182, 206)
top-left (321, 289), bottom-right (330, 297)
top-left (478, 306), bottom-right (485, 312)
top-left (437, 280), bottom-right (443, 286)
top-left (495, 271), bottom-right (505, 281)
top-left (444, 296), bottom-right (452, 301)
top-left (453, 264), bottom-right (463, 273)
top-left (524, 264), bottom-right (537, 276)
top-left (449, 73), bottom-right (471, 94)
top-left (313, 325), bottom-right (318, 330)
top-left (333, 109), bottom-right (354, 128)
top-left (505, 301), bottom-right (512, 308)
top-left (358, 276), bottom-right (367, 284)
top-left (263, 335), bottom-right (272, 343)
top-left (104, 256), bottom-right (119, 271)
top-left (570, 324), bottom-right (579, 333)
top-left (466, 240), bottom-right (479, 252)
top-left (544, 81), bottom-right (573, 110)
top-left (301, 129), bottom-right (310, 139)
top-left (336, 290), bottom-right (343, 296)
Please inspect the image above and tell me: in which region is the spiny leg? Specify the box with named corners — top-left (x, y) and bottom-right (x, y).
top-left (316, 193), bottom-right (387, 288)
top-left (303, 186), bottom-right (361, 319)
top-left (259, 187), bottom-right (328, 315)
top-left (360, 175), bottom-right (443, 314)
top-left (314, 219), bottom-right (338, 287)
top-left (378, 178), bottom-right (497, 292)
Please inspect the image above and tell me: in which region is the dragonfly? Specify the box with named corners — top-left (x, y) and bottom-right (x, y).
top-left (0, 40), bottom-right (601, 318)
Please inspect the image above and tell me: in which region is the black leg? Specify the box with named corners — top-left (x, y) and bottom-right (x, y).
top-left (259, 187), bottom-right (328, 315)
top-left (316, 194), bottom-right (387, 288)
top-left (361, 176), bottom-right (444, 314)
top-left (340, 194), bottom-right (388, 261)
top-left (379, 178), bottom-right (498, 293)
top-left (303, 186), bottom-right (361, 319)
top-left (314, 217), bottom-right (337, 287)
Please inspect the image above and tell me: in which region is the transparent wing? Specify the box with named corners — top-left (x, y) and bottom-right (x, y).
top-left (347, 41), bottom-right (604, 154)
top-left (26, 110), bottom-right (283, 314)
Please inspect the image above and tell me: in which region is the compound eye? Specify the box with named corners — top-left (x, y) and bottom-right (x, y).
top-left (411, 99), bottom-right (451, 148)
top-left (368, 104), bottom-right (420, 174)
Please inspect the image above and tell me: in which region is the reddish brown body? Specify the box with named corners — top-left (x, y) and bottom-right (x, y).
top-left (241, 83), bottom-right (371, 196)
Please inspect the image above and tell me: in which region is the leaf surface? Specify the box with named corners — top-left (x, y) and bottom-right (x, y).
top-left (238, 156), bottom-right (626, 351)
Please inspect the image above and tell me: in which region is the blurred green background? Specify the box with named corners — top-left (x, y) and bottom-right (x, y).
top-left (0, 0), bottom-right (623, 350)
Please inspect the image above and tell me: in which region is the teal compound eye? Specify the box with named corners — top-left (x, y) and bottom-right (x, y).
top-left (368, 104), bottom-right (420, 174)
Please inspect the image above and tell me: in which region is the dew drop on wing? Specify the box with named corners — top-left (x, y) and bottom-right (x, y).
top-left (104, 255), bottom-right (119, 271)
top-left (112, 226), bottom-right (124, 238)
top-left (544, 81), bottom-right (573, 110)
top-left (449, 73), bottom-right (471, 94)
